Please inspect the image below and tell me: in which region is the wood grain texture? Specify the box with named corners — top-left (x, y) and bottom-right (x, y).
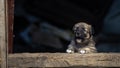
top-left (7, 0), bottom-right (14, 53)
top-left (0, 0), bottom-right (7, 68)
top-left (8, 53), bottom-right (120, 67)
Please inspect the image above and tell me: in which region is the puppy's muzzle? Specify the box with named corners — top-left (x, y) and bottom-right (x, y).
top-left (75, 30), bottom-right (87, 39)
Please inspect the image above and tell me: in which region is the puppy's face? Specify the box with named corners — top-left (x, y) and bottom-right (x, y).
top-left (73, 22), bottom-right (92, 43)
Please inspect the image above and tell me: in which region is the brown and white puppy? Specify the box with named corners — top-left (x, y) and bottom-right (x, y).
top-left (66, 22), bottom-right (97, 54)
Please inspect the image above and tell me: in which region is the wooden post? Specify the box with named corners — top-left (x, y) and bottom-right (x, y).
top-left (7, 0), bottom-right (14, 53)
top-left (0, 0), bottom-right (7, 68)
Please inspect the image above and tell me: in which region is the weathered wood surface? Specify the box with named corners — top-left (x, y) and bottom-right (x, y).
top-left (7, 0), bottom-right (14, 53)
top-left (0, 0), bottom-right (7, 68)
top-left (8, 53), bottom-right (120, 67)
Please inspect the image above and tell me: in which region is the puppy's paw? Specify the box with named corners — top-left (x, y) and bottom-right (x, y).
top-left (66, 49), bottom-right (74, 54)
top-left (79, 50), bottom-right (86, 54)
top-left (79, 48), bottom-right (97, 54)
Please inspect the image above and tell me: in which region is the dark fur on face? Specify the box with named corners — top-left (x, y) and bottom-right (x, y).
top-left (73, 22), bottom-right (92, 43)
top-left (66, 22), bottom-right (97, 54)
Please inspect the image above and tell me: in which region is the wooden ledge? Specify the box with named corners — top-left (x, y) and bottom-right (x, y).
top-left (8, 53), bottom-right (120, 67)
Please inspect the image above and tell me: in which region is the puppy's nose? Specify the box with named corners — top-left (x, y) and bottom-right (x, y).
top-left (76, 33), bottom-right (81, 36)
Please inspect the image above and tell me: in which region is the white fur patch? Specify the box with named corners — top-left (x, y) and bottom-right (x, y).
top-left (80, 50), bottom-right (86, 54)
top-left (85, 48), bottom-right (90, 51)
top-left (66, 49), bottom-right (72, 53)
top-left (76, 39), bottom-right (81, 43)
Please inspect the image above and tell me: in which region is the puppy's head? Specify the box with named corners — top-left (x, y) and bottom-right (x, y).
top-left (73, 22), bottom-right (92, 43)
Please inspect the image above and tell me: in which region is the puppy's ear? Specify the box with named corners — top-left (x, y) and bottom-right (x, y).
top-left (72, 25), bottom-right (75, 31)
top-left (72, 25), bottom-right (77, 32)
top-left (88, 25), bottom-right (94, 35)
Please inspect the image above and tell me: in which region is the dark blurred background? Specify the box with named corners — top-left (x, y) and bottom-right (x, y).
top-left (13, 0), bottom-right (120, 53)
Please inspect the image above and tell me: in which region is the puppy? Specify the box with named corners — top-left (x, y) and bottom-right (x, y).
top-left (66, 22), bottom-right (97, 54)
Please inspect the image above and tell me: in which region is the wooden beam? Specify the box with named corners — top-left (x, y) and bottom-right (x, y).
top-left (0, 0), bottom-right (7, 68)
top-left (7, 0), bottom-right (14, 53)
top-left (8, 53), bottom-right (120, 67)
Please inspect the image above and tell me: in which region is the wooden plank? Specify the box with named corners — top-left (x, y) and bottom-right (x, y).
top-left (7, 0), bottom-right (14, 53)
top-left (0, 0), bottom-right (7, 68)
top-left (8, 53), bottom-right (120, 67)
